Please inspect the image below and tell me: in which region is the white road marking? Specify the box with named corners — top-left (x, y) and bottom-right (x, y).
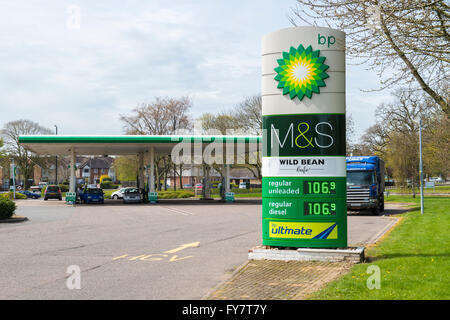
top-left (159, 206), bottom-right (194, 216)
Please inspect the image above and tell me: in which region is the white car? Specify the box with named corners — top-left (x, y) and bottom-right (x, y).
top-left (111, 187), bottom-right (134, 200)
top-left (239, 182), bottom-right (248, 189)
top-left (122, 188), bottom-right (143, 204)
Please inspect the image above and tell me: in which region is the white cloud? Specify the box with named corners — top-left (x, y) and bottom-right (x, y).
top-left (0, 0), bottom-right (391, 142)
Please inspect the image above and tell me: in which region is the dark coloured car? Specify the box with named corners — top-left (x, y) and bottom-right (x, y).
top-left (19, 190), bottom-right (41, 199)
top-left (79, 188), bottom-right (105, 204)
top-left (122, 188), bottom-right (142, 204)
top-left (44, 185), bottom-right (62, 201)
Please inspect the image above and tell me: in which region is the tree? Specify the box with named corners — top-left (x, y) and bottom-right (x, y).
top-left (359, 123), bottom-right (390, 156)
top-left (232, 95), bottom-right (262, 135)
top-left (356, 89), bottom-right (445, 190)
top-left (422, 112), bottom-right (449, 179)
top-left (386, 130), bottom-right (420, 190)
top-left (232, 96), bottom-right (263, 180)
top-left (198, 95), bottom-right (263, 180)
top-left (348, 142), bottom-right (373, 157)
top-left (120, 96), bottom-right (193, 190)
top-left (1, 120), bottom-right (52, 189)
top-left (290, 0), bottom-right (450, 115)
top-left (0, 139), bottom-right (6, 186)
top-left (199, 112), bottom-right (241, 135)
top-left (377, 89), bottom-right (438, 134)
top-left (0, 138), bottom-right (5, 158)
top-left (346, 113), bottom-right (355, 155)
top-left (113, 156), bottom-right (138, 182)
top-left (120, 96), bottom-right (192, 135)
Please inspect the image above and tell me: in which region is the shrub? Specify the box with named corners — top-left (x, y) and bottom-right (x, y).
top-left (41, 186), bottom-right (47, 197)
top-left (16, 192), bottom-right (27, 200)
top-left (100, 175), bottom-right (112, 184)
top-left (179, 191), bottom-right (194, 198)
top-left (58, 184), bottom-right (69, 192)
top-left (100, 182), bottom-right (119, 189)
top-left (158, 190), bottom-right (194, 199)
top-left (0, 192), bottom-right (27, 200)
top-left (0, 198), bottom-right (16, 220)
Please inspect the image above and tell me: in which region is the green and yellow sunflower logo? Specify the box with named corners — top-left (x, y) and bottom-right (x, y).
top-left (274, 44), bottom-right (329, 100)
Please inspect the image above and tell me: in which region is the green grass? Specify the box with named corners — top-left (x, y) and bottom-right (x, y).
top-left (102, 189), bottom-right (195, 199)
top-left (103, 189), bottom-right (115, 198)
top-left (0, 192), bottom-right (27, 200)
top-left (209, 188), bottom-right (262, 195)
top-left (157, 190), bottom-right (194, 199)
top-left (234, 193), bottom-right (261, 198)
top-left (195, 192), bottom-right (262, 199)
top-left (387, 185), bottom-right (450, 194)
top-left (310, 195), bottom-right (450, 300)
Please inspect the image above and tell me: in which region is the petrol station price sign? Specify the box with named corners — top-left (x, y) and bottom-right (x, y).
top-left (261, 27), bottom-right (347, 248)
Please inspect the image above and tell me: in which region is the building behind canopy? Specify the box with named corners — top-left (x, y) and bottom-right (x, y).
top-left (19, 135), bottom-right (262, 201)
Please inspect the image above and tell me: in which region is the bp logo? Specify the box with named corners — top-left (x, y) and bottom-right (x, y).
top-left (274, 45), bottom-right (329, 100)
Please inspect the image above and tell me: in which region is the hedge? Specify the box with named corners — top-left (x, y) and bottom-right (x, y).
top-left (158, 191), bottom-right (194, 199)
top-left (58, 184), bottom-right (69, 192)
top-left (0, 198), bottom-right (16, 220)
top-left (100, 182), bottom-right (119, 189)
top-left (0, 192), bottom-right (27, 200)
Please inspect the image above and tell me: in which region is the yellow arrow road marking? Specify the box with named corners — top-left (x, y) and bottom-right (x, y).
top-left (164, 242), bottom-right (200, 254)
top-left (169, 255), bottom-right (193, 262)
top-left (112, 241), bottom-right (200, 262)
top-left (139, 254), bottom-right (168, 261)
top-left (129, 254), bottom-right (148, 261)
top-left (112, 254), bottom-right (128, 260)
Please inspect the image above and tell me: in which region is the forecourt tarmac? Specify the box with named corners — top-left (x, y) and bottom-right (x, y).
top-left (0, 199), bottom-right (399, 299)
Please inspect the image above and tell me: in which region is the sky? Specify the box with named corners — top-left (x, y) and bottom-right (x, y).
top-left (0, 0), bottom-right (392, 142)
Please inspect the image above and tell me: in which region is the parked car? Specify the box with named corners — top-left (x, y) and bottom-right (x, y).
top-left (239, 182), bottom-right (248, 189)
top-left (38, 182), bottom-right (48, 190)
top-left (44, 185), bottom-right (62, 201)
top-left (194, 183), bottom-right (203, 190)
top-left (30, 186), bottom-right (41, 193)
top-left (111, 187), bottom-right (134, 200)
top-left (19, 190), bottom-right (41, 199)
top-left (122, 188), bottom-right (142, 204)
top-left (79, 187), bottom-right (105, 204)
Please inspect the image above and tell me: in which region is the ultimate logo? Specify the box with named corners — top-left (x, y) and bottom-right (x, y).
top-left (274, 45), bottom-right (329, 100)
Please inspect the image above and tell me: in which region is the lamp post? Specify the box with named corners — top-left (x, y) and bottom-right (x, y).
top-left (54, 125), bottom-right (58, 185)
top-left (10, 158), bottom-right (16, 199)
top-left (419, 119), bottom-right (424, 214)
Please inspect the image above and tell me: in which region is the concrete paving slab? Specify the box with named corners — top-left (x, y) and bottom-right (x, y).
top-left (206, 260), bottom-right (354, 300)
top-left (248, 246), bottom-right (365, 263)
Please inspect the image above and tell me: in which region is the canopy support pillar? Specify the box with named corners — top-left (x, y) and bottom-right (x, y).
top-left (225, 164), bottom-right (230, 193)
top-left (203, 164), bottom-right (211, 200)
top-left (138, 152), bottom-right (144, 189)
top-left (69, 149), bottom-right (76, 193)
top-left (149, 147), bottom-right (155, 192)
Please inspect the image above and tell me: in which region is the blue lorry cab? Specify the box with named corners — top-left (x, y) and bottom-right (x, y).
top-left (346, 156), bottom-right (385, 215)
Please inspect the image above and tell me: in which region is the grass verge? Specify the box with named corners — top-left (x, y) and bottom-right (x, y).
top-left (309, 195), bottom-right (450, 300)
top-left (386, 185), bottom-right (450, 194)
